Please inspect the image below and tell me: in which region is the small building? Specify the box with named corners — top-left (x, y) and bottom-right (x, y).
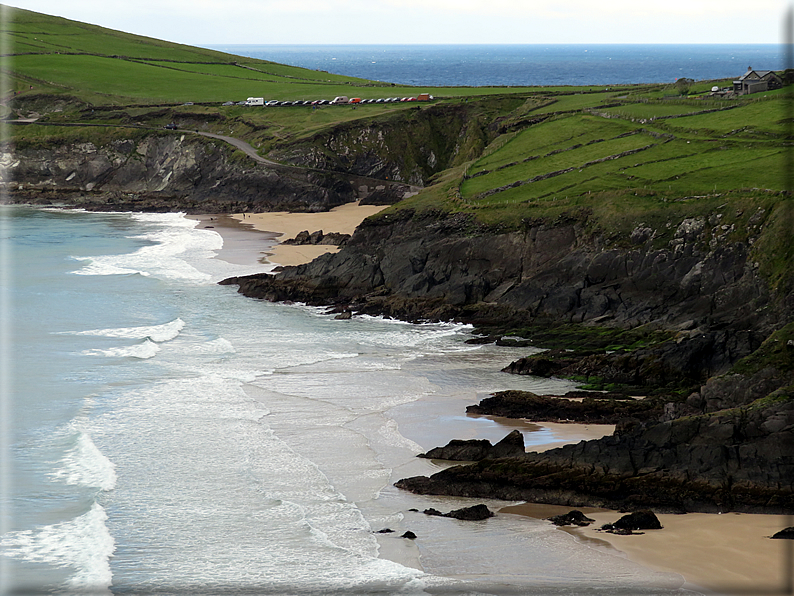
top-left (733, 67), bottom-right (783, 95)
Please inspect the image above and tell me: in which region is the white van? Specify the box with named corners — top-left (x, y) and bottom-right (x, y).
top-left (245, 97), bottom-right (265, 106)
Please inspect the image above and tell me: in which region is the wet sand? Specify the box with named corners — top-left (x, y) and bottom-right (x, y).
top-left (502, 503), bottom-right (794, 595)
top-left (190, 214), bottom-right (278, 267)
top-left (199, 211), bottom-right (794, 595)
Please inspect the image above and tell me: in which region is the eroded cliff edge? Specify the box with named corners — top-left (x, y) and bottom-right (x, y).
top-left (221, 202), bottom-right (794, 512)
top-left (4, 129), bottom-right (411, 213)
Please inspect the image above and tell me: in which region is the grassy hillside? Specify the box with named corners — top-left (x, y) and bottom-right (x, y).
top-left (3, 6), bottom-right (610, 105)
top-left (5, 6), bottom-right (791, 282)
top-left (2, 6), bottom-right (394, 104)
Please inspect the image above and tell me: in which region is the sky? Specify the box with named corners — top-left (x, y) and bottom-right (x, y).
top-left (4, 0), bottom-right (792, 46)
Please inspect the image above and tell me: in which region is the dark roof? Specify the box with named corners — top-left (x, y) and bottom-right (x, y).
top-left (737, 69), bottom-right (778, 81)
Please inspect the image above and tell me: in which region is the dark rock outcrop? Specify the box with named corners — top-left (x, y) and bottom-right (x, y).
top-left (395, 398), bottom-right (794, 514)
top-left (423, 504), bottom-right (494, 521)
top-left (466, 391), bottom-right (661, 425)
top-left (222, 206), bottom-right (779, 384)
top-left (418, 430), bottom-right (525, 461)
top-left (6, 133), bottom-right (411, 213)
top-left (771, 527), bottom-right (794, 539)
top-left (606, 510), bottom-right (663, 531)
top-left (282, 230), bottom-right (351, 246)
top-left (547, 510), bottom-right (595, 527)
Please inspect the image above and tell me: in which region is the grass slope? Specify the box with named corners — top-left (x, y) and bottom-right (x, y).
top-left (5, 7), bottom-right (792, 291)
top-left (1, 5), bottom-right (390, 104)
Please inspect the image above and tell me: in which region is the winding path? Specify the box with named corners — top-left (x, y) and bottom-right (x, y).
top-left (194, 131), bottom-right (282, 167)
top-left (9, 119), bottom-right (421, 195)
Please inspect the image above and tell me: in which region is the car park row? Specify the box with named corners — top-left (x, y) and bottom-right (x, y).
top-left (222, 93), bottom-right (434, 107)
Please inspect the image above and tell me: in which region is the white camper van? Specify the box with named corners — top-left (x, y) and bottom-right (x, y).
top-left (245, 97), bottom-right (265, 106)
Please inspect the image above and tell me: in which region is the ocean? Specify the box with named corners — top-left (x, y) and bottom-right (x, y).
top-left (205, 44), bottom-right (784, 87)
top-left (0, 207), bottom-right (699, 595)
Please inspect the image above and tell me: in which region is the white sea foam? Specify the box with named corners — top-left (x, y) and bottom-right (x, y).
top-left (376, 418), bottom-right (424, 453)
top-left (50, 432), bottom-right (117, 491)
top-left (166, 337), bottom-right (236, 355)
top-left (65, 318), bottom-right (185, 342)
top-left (0, 503), bottom-right (115, 594)
top-left (68, 257), bottom-right (145, 276)
top-left (81, 338), bottom-right (161, 359)
top-left (71, 213), bottom-right (221, 282)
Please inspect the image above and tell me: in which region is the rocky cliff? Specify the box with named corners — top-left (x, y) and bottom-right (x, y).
top-left (395, 394), bottom-right (794, 513)
top-left (221, 201), bottom-right (794, 513)
top-left (267, 99), bottom-right (519, 185)
top-left (222, 202), bottom-right (789, 384)
top-left (4, 130), bottom-right (407, 212)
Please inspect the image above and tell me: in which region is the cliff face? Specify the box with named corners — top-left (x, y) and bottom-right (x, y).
top-left (223, 205), bottom-right (784, 383)
top-left (267, 101), bottom-right (509, 185)
top-left (5, 132), bottom-right (371, 212)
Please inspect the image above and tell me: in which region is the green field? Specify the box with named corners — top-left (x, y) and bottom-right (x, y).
top-left (4, 5), bottom-right (792, 254)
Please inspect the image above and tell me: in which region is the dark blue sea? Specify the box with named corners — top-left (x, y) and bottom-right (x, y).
top-left (206, 44), bottom-right (784, 87)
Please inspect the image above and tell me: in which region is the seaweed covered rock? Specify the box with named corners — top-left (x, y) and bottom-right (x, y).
top-left (423, 504), bottom-right (495, 521)
top-left (418, 430), bottom-right (525, 461)
top-left (466, 390), bottom-right (661, 424)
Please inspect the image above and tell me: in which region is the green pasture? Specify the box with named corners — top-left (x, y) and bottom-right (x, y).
top-left (599, 101), bottom-right (734, 120)
top-left (9, 53), bottom-right (400, 104)
top-left (462, 130), bottom-right (657, 198)
top-left (527, 91), bottom-right (621, 115)
top-left (659, 98), bottom-right (788, 137)
top-left (465, 138), bottom-right (785, 208)
top-left (468, 115), bottom-right (641, 176)
top-left (232, 61), bottom-right (379, 85)
top-left (4, 9), bottom-right (231, 62)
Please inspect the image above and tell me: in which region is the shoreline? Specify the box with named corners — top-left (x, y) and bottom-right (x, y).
top-left (189, 213), bottom-right (279, 268)
top-left (501, 503), bottom-right (794, 595)
top-left (197, 210), bottom-right (794, 595)
top-left (232, 202), bottom-right (389, 266)
top-left (189, 201), bottom-right (388, 268)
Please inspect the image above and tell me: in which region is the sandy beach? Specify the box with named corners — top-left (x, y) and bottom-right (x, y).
top-left (502, 503), bottom-right (793, 595)
top-left (230, 202), bottom-right (389, 266)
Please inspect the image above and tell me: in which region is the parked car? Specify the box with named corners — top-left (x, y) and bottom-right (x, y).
top-left (266, 100), bottom-right (279, 106)
top-left (164, 123), bottom-right (178, 130)
top-left (222, 101), bottom-right (235, 106)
